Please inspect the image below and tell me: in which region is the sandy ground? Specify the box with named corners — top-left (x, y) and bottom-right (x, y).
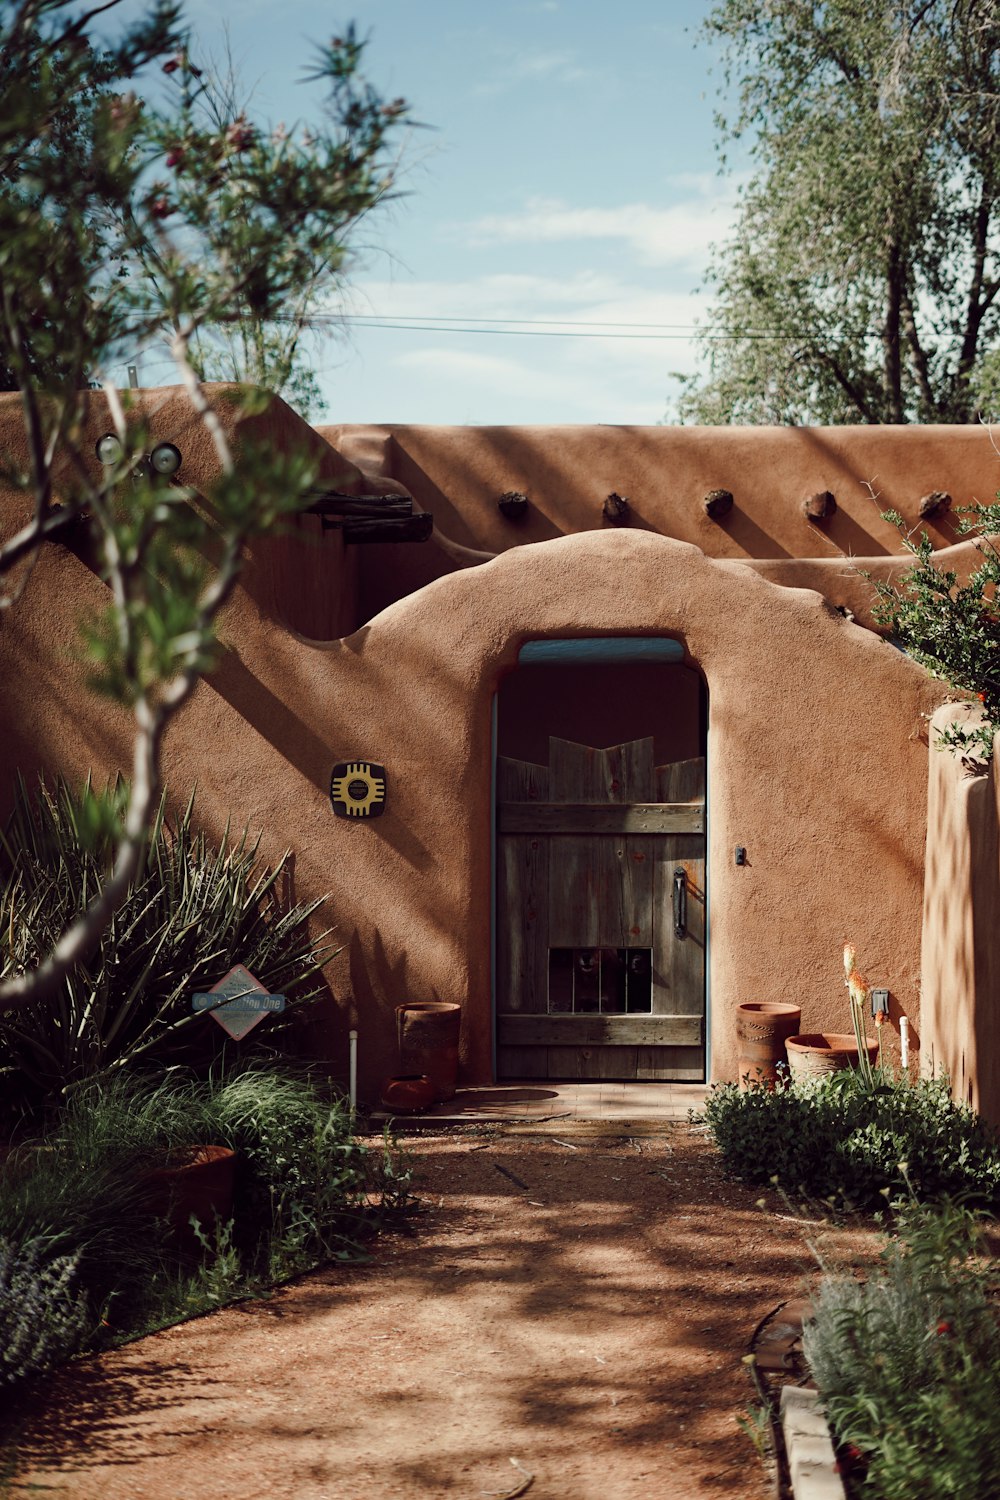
top-left (4, 1120), bottom-right (875, 1500)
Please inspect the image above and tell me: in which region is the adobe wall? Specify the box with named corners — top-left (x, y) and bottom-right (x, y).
top-left (921, 708), bottom-right (1000, 1127)
top-left (2, 393), bottom-right (979, 1100)
top-left (1, 415), bottom-right (943, 1094)
top-left (323, 421), bottom-right (1000, 631)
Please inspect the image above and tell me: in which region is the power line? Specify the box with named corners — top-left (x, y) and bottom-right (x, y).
top-left (119, 309), bottom-right (891, 343)
top-left (321, 316), bottom-right (806, 342)
top-left (344, 314), bottom-right (711, 329)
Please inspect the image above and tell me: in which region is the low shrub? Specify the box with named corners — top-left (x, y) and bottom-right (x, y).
top-left (700, 1069), bottom-right (1000, 1211)
top-left (0, 1066), bottom-right (410, 1389)
top-left (804, 1200), bottom-right (1000, 1499)
top-left (0, 1237), bottom-right (88, 1389)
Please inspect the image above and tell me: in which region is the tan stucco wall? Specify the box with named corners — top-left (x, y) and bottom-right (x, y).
top-left (322, 421), bottom-right (1000, 631)
top-left (921, 708), bottom-right (1000, 1126)
top-left (0, 394), bottom-right (978, 1099)
top-left (1, 458), bottom-right (943, 1096)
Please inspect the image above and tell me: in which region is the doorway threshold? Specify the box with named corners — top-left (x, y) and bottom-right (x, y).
top-left (368, 1080), bottom-right (711, 1128)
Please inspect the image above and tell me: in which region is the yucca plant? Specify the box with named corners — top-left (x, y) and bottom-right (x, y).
top-left (0, 774), bottom-right (335, 1116)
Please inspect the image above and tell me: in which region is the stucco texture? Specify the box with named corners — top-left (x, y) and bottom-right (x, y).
top-left (0, 394), bottom-right (968, 1097)
top-left (921, 708), bottom-right (1000, 1126)
top-left (324, 421), bottom-right (1000, 632)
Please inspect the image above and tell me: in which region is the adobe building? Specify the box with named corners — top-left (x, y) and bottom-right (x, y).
top-left (1, 388), bottom-right (998, 1107)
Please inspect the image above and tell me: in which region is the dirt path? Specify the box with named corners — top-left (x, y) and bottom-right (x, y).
top-left (6, 1121), bottom-right (872, 1500)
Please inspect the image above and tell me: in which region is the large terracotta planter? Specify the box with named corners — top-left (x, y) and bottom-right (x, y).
top-left (142, 1144), bottom-right (236, 1258)
top-left (736, 1002), bottom-right (802, 1088)
top-left (785, 1033), bottom-right (880, 1081)
top-left (396, 1002), bottom-right (461, 1102)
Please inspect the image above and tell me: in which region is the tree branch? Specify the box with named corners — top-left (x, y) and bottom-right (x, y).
top-left (900, 287), bottom-right (937, 417)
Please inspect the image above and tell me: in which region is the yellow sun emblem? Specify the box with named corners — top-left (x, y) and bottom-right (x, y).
top-left (330, 762), bottom-right (387, 818)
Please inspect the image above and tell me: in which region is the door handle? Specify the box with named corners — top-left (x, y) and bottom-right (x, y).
top-left (673, 866), bottom-right (687, 938)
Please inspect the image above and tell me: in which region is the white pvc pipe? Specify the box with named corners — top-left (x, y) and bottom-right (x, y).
top-left (900, 1016), bottom-right (910, 1071)
top-left (349, 1028), bottom-right (358, 1112)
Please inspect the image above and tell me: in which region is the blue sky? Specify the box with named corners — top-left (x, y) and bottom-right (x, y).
top-left (119, 1), bottom-right (744, 424)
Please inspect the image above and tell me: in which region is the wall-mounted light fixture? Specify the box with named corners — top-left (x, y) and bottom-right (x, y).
top-left (150, 442), bottom-right (182, 477)
top-left (95, 435), bottom-right (183, 479)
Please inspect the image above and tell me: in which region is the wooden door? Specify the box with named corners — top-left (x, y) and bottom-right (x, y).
top-left (496, 737), bottom-right (705, 1080)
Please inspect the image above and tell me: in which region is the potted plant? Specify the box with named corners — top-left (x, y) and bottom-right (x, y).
top-left (784, 945), bottom-right (882, 1082)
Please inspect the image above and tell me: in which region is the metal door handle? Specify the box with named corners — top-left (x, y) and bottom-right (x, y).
top-left (673, 866), bottom-right (687, 938)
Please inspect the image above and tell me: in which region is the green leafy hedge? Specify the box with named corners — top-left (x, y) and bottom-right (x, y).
top-left (701, 1069), bottom-right (1000, 1211)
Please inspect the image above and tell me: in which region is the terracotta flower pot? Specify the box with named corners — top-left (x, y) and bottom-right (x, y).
top-left (142, 1144), bottom-right (236, 1258)
top-left (736, 1002), bottom-right (802, 1088)
top-left (396, 1002), bottom-right (461, 1102)
top-left (380, 1074), bottom-right (437, 1113)
top-left (785, 1033), bottom-right (880, 1081)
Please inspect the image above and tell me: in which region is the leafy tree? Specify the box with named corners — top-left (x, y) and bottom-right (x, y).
top-left (0, 1), bottom-right (408, 1013)
top-left (871, 503), bottom-right (1000, 758)
top-left (176, 38), bottom-right (389, 419)
top-left (680, 1), bottom-right (1000, 425)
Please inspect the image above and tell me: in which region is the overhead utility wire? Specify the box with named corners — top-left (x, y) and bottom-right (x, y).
top-left (344, 314), bottom-right (720, 329)
top-left (313, 318), bottom-right (806, 342)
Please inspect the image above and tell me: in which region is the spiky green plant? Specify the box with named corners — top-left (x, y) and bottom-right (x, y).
top-left (0, 774), bottom-right (334, 1115)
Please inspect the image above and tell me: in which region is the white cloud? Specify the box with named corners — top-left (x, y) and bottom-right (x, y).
top-left (475, 45), bottom-right (595, 95)
top-left (344, 269), bottom-right (687, 318)
top-left (457, 180), bottom-right (741, 269)
top-left (337, 271), bottom-right (714, 382)
top-left (389, 345), bottom-right (669, 423)
top-left (509, 50), bottom-right (591, 82)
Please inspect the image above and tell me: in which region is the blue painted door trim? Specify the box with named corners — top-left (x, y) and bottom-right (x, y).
top-left (518, 637), bottom-right (685, 665)
top-left (493, 637), bottom-right (708, 1084)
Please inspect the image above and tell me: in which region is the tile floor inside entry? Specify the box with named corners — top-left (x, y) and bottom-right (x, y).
top-left (370, 1080), bottom-right (712, 1127)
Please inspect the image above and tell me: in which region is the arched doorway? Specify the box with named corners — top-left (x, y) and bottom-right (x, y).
top-left (494, 639), bottom-right (707, 1082)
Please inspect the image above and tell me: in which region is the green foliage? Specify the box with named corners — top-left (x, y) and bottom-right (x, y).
top-left (0, 4), bottom-right (410, 1011)
top-left (0, 1066), bottom-right (411, 1389)
top-left (870, 505), bottom-right (1000, 757)
top-left (0, 3), bottom-right (180, 395)
top-left (680, 1), bottom-right (1000, 425)
top-left (0, 4), bottom-right (406, 403)
top-left (701, 1069), bottom-right (1000, 1211)
top-left (804, 1200), bottom-right (1000, 1498)
top-left (0, 1237), bottom-right (88, 1389)
top-left (0, 774), bottom-right (333, 1116)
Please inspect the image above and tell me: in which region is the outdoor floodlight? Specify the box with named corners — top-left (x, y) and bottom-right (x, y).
top-left (150, 442), bottom-right (182, 477)
top-left (95, 433), bottom-right (123, 465)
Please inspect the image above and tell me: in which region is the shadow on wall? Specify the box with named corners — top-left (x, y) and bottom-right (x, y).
top-left (968, 774), bottom-right (1000, 1111)
top-left (922, 709), bottom-right (1000, 1125)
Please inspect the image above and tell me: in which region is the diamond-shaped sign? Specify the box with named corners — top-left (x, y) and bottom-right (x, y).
top-left (193, 965), bottom-right (285, 1040)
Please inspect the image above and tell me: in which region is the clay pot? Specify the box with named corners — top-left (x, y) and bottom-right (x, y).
top-left (396, 1002), bottom-right (461, 1102)
top-left (142, 1144), bottom-right (236, 1258)
top-left (736, 1002), bottom-right (802, 1088)
top-left (380, 1074), bottom-right (437, 1113)
top-left (785, 1033), bottom-right (880, 1081)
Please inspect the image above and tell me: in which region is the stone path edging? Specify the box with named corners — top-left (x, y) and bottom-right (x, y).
top-left (781, 1387), bottom-right (846, 1500)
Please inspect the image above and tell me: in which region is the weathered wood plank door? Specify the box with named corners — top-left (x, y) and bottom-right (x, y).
top-left (497, 737), bottom-right (705, 1080)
